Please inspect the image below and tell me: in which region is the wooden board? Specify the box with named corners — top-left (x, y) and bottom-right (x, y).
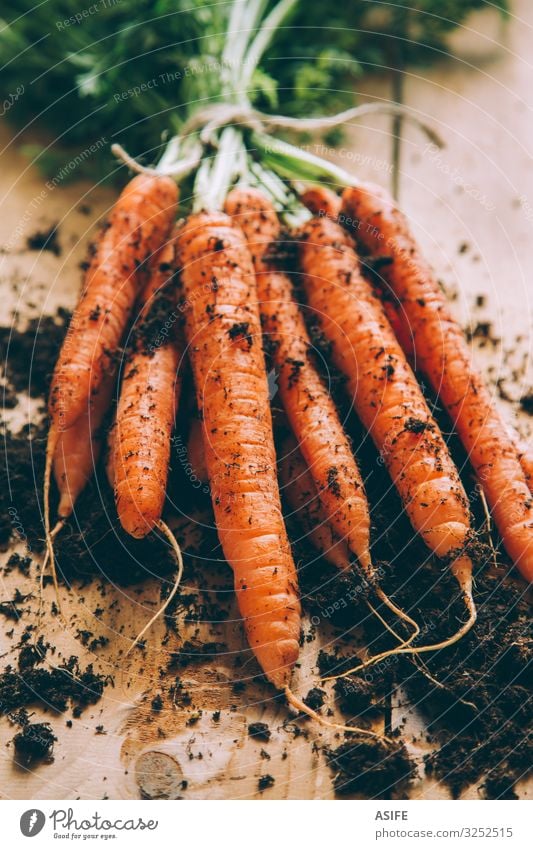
top-left (0, 2), bottom-right (531, 800)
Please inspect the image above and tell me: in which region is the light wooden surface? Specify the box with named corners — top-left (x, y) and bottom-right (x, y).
top-left (0, 2), bottom-right (531, 800)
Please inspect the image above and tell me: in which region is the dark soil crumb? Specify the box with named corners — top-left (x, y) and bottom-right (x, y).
top-left (0, 309), bottom-right (70, 398)
top-left (227, 321), bottom-right (252, 348)
top-left (519, 390), bottom-right (533, 415)
top-left (334, 674), bottom-right (390, 717)
top-left (3, 553), bottom-right (32, 576)
top-left (248, 722), bottom-right (271, 742)
top-left (258, 774), bottom-right (275, 791)
top-left (0, 650), bottom-right (110, 716)
top-left (0, 421), bottom-right (48, 551)
top-left (26, 223), bottom-right (61, 256)
top-left (327, 466), bottom-right (341, 498)
top-left (404, 417), bottom-right (430, 434)
top-left (466, 321), bottom-right (500, 346)
top-left (13, 721), bottom-right (57, 765)
top-left (481, 770), bottom-right (519, 801)
top-left (151, 694), bottom-right (163, 712)
top-left (2, 381), bottom-right (18, 408)
top-left (303, 687), bottom-right (326, 711)
top-left (328, 739), bottom-right (416, 798)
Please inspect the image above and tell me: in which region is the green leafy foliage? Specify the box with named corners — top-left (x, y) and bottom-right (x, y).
top-left (0, 0), bottom-right (507, 174)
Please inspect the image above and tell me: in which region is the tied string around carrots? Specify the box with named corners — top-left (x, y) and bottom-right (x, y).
top-left (111, 100), bottom-right (443, 184)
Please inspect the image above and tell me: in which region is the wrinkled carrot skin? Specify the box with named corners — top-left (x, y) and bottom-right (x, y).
top-left (48, 174), bottom-right (178, 434)
top-left (113, 241), bottom-right (182, 538)
top-left (299, 214), bottom-right (473, 563)
top-left (342, 184), bottom-right (533, 582)
top-left (225, 188), bottom-right (372, 575)
top-left (53, 374), bottom-right (114, 518)
top-left (279, 436), bottom-right (351, 570)
top-left (176, 212), bottom-right (301, 688)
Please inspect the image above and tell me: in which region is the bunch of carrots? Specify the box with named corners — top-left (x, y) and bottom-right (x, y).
top-left (42, 156), bottom-right (532, 730)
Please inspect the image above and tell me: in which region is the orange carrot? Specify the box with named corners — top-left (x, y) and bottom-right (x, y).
top-left (279, 434), bottom-right (351, 571)
top-left (44, 174), bottom-right (178, 601)
top-left (49, 174), bottom-right (178, 434)
top-left (225, 187), bottom-right (419, 641)
top-left (298, 212), bottom-right (477, 661)
top-left (342, 183), bottom-right (533, 583)
top-left (301, 186), bottom-right (342, 218)
top-left (302, 185), bottom-right (415, 360)
top-left (53, 373), bottom-right (114, 518)
top-left (187, 417), bottom-right (208, 483)
top-left (224, 188), bottom-right (372, 576)
top-left (175, 211), bottom-right (301, 689)
top-left (113, 240), bottom-right (183, 538)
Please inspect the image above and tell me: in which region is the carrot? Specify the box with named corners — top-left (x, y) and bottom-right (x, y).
top-left (44, 173), bottom-right (178, 604)
top-left (279, 434), bottom-right (351, 571)
top-left (298, 212), bottom-right (477, 670)
top-left (187, 417), bottom-right (208, 484)
top-left (301, 185), bottom-right (342, 218)
top-left (53, 373), bottom-right (114, 518)
top-left (342, 183), bottom-right (533, 583)
top-left (113, 240), bottom-right (183, 539)
top-left (225, 187), bottom-right (418, 638)
top-left (49, 174), bottom-right (178, 434)
top-left (225, 188), bottom-right (372, 570)
top-left (175, 211), bottom-right (301, 689)
top-left (302, 185), bottom-right (415, 360)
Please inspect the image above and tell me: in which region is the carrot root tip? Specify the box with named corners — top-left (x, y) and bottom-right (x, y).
top-left (284, 685), bottom-right (391, 742)
top-left (43, 426), bottom-right (65, 622)
top-left (124, 519), bottom-right (184, 657)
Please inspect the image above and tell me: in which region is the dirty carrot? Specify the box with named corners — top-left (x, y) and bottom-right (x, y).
top-left (113, 240), bottom-right (183, 539)
top-left (44, 173), bottom-right (178, 604)
top-left (52, 374), bottom-right (114, 519)
top-left (298, 211), bottom-right (477, 670)
top-left (225, 187), bottom-right (417, 636)
top-left (175, 211), bottom-right (301, 689)
top-left (302, 185), bottom-right (415, 360)
top-left (342, 183), bottom-right (533, 583)
top-left (224, 188), bottom-right (371, 573)
top-left (279, 434), bottom-right (352, 571)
